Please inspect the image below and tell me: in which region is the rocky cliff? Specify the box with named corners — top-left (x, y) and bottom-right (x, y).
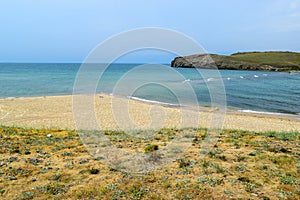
top-left (171, 52), bottom-right (300, 72)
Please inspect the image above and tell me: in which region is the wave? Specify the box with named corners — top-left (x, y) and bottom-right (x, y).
top-left (179, 75), bottom-right (268, 83)
top-left (129, 96), bottom-right (180, 107)
top-left (182, 79), bottom-right (191, 83)
top-left (1, 96), bottom-right (26, 99)
top-left (237, 109), bottom-right (298, 116)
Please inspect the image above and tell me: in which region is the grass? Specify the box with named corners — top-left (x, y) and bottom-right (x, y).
top-left (206, 51), bottom-right (300, 71)
top-left (230, 51), bottom-right (300, 68)
top-left (0, 126), bottom-right (299, 199)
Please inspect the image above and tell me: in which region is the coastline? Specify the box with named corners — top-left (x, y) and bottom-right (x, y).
top-left (171, 51), bottom-right (300, 72)
top-left (0, 94), bottom-right (299, 132)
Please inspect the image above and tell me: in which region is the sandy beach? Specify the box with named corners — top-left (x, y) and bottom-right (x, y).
top-left (0, 94), bottom-right (299, 132)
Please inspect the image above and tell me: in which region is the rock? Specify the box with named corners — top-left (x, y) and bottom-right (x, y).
top-left (0, 161), bottom-right (7, 167)
top-left (6, 176), bottom-right (17, 180)
top-left (171, 51), bottom-right (300, 72)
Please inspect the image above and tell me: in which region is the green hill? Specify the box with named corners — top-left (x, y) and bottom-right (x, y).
top-left (171, 51), bottom-right (300, 72)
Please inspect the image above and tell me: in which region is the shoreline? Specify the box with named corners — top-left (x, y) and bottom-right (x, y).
top-left (0, 94), bottom-right (299, 132)
top-left (1, 93), bottom-right (299, 118)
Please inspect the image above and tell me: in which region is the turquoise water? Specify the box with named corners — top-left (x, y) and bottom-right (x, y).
top-left (0, 63), bottom-right (299, 115)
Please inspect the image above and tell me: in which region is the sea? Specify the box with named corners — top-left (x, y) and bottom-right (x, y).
top-left (0, 63), bottom-right (299, 116)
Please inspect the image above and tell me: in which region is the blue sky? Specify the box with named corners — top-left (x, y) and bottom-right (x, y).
top-left (0, 0), bottom-right (299, 63)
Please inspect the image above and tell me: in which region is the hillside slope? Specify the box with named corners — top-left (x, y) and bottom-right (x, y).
top-left (171, 51), bottom-right (300, 71)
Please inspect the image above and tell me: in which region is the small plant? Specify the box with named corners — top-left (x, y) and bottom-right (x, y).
top-left (202, 160), bottom-right (210, 168)
top-left (249, 149), bottom-right (262, 156)
top-left (238, 176), bottom-right (251, 183)
top-left (27, 158), bottom-right (43, 165)
top-left (280, 174), bottom-right (298, 185)
top-left (40, 167), bottom-right (49, 173)
top-left (163, 182), bottom-right (171, 189)
top-left (208, 150), bottom-right (217, 158)
top-left (64, 162), bottom-right (74, 168)
top-left (229, 133), bottom-right (239, 139)
top-left (0, 189), bottom-right (5, 195)
top-left (245, 183), bottom-right (256, 193)
top-left (224, 190), bottom-right (233, 195)
top-left (22, 191), bottom-right (34, 199)
top-left (144, 144), bottom-right (158, 153)
top-left (89, 168), bottom-right (99, 174)
top-left (129, 185), bottom-right (148, 199)
top-left (265, 131), bottom-right (276, 138)
top-left (236, 164), bottom-right (246, 172)
top-left (61, 152), bottom-right (73, 157)
top-left (208, 149), bottom-right (222, 158)
top-left (168, 133), bottom-right (175, 140)
top-left (217, 154), bottom-right (227, 161)
top-left (236, 154), bottom-right (246, 162)
top-left (44, 182), bottom-right (68, 195)
top-left (50, 174), bottom-right (61, 181)
top-left (270, 155), bottom-right (294, 168)
top-left (233, 140), bottom-right (240, 149)
top-left (8, 157), bottom-right (18, 162)
top-left (210, 163), bottom-right (227, 173)
top-left (207, 177), bottom-right (223, 187)
top-left (197, 175), bottom-right (207, 184)
top-left (79, 158), bottom-right (89, 164)
top-left (177, 158), bottom-right (190, 168)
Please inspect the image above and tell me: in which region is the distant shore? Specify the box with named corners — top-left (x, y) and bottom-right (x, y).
top-left (0, 94), bottom-right (299, 132)
top-left (171, 51), bottom-right (300, 72)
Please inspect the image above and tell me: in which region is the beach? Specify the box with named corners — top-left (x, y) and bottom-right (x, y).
top-left (1, 94), bottom-right (300, 199)
top-left (1, 94), bottom-right (299, 132)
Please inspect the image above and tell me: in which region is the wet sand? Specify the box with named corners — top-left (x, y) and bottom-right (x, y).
top-left (0, 94), bottom-right (299, 132)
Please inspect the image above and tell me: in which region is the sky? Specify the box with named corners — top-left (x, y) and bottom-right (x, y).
top-left (0, 0), bottom-right (300, 63)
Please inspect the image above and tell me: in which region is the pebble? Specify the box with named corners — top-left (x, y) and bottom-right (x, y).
top-left (6, 176), bottom-right (17, 180)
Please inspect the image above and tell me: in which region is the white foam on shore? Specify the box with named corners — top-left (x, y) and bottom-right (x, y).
top-left (182, 79), bottom-right (191, 83)
top-left (129, 96), bottom-right (180, 107)
top-left (1, 96), bottom-right (25, 100)
top-left (238, 109), bottom-right (293, 116)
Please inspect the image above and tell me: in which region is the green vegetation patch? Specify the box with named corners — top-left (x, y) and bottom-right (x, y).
top-left (0, 126), bottom-right (299, 199)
